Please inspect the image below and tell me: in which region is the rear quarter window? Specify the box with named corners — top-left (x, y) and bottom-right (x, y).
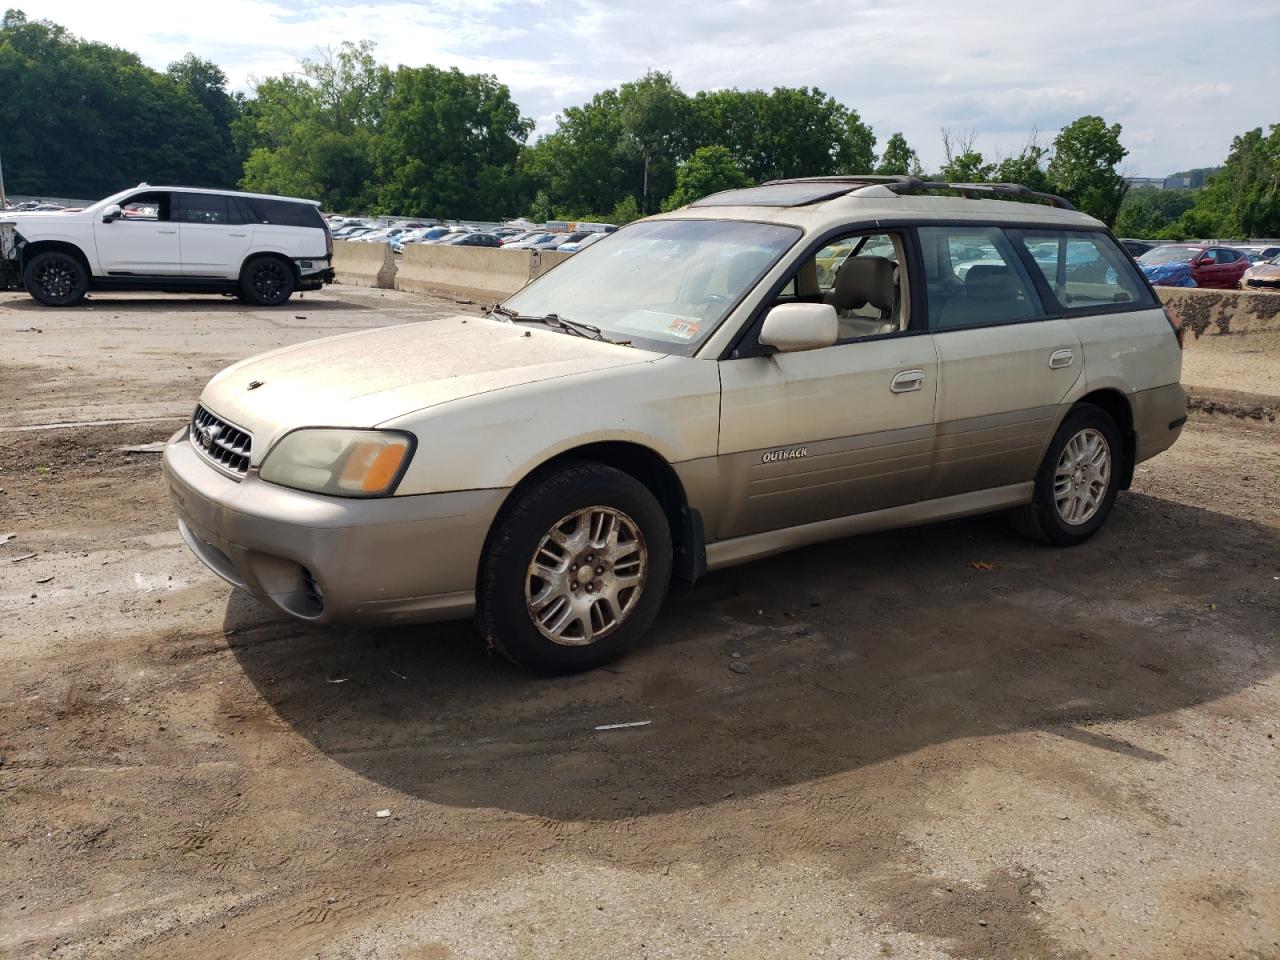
top-left (1010, 229), bottom-right (1155, 312)
top-left (238, 198), bottom-right (325, 229)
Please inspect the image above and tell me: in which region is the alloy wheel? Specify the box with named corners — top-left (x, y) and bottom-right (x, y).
top-left (525, 506), bottom-right (648, 645)
top-left (1053, 428), bottom-right (1111, 525)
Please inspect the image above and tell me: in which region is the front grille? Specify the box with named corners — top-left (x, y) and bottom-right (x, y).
top-left (191, 404), bottom-right (252, 477)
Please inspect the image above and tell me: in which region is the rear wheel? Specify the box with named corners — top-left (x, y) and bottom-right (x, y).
top-left (1010, 405), bottom-right (1123, 546)
top-left (24, 251), bottom-right (89, 307)
top-left (477, 463), bottom-right (673, 673)
top-left (240, 256), bottom-right (295, 306)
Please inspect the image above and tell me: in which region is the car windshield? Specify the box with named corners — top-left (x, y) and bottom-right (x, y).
top-left (1139, 246), bottom-right (1196, 265)
top-left (499, 218), bottom-right (799, 354)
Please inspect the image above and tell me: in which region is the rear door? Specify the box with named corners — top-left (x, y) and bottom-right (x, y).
top-left (93, 190), bottom-right (180, 275)
top-left (175, 192), bottom-right (251, 279)
top-left (919, 225), bottom-right (1081, 499)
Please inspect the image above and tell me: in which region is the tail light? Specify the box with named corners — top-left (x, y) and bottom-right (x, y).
top-left (324, 223), bottom-right (333, 259)
top-left (1163, 304), bottom-right (1184, 349)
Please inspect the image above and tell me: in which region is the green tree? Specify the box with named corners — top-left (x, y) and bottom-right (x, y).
top-left (618, 71), bottom-right (689, 213)
top-left (689, 87), bottom-right (875, 181)
top-left (1047, 116), bottom-right (1129, 225)
top-left (238, 42), bottom-right (390, 211)
top-left (940, 152), bottom-right (994, 183)
top-left (1183, 126), bottom-right (1280, 237)
top-left (992, 134), bottom-right (1053, 192)
top-left (1114, 186), bottom-right (1197, 238)
top-left (166, 53), bottom-right (242, 185)
top-left (0, 9), bottom-right (238, 198)
top-left (521, 89), bottom-right (630, 219)
top-left (371, 65), bottom-right (531, 219)
top-left (662, 145), bottom-right (750, 210)
top-left (875, 132), bottom-right (920, 176)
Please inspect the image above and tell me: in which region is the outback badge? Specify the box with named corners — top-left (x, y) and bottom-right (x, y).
top-left (762, 446), bottom-right (808, 464)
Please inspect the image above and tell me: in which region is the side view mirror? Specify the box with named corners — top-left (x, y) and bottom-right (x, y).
top-left (101, 204), bottom-right (122, 223)
top-left (759, 302), bottom-right (839, 353)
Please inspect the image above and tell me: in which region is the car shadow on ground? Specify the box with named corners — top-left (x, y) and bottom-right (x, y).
top-left (3, 294), bottom-right (369, 312)
top-left (224, 491), bottom-right (1280, 822)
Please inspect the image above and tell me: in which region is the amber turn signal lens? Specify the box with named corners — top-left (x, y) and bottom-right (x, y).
top-left (339, 440), bottom-right (409, 493)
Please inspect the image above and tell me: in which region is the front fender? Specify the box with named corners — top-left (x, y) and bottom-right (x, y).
top-left (381, 355), bottom-right (722, 495)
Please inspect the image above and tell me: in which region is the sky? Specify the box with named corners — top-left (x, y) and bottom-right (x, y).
top-left (24, 0), bottom-right (1280, 177)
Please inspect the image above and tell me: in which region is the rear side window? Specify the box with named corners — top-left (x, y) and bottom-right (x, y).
top-left (918, 226), bottom-right (1044, 330)
top-left (176, 193), bottom-right (230, 224)
top-left (1010, 229), bottom-right (1154, 311)
top-left (238, 197), bottom-right (324, 229)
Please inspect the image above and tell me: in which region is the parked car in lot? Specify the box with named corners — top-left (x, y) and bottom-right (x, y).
top-left (1136, 244), bottom-right (1251, 288)
top-left (1241, 250), bottom-right (1280, 290)
top-left (1119, 238), bottom-right (1156, 259)
top-left (557, 232), bottom-right (608, 254)
top-left (437, 232), bottom-right (504, 248)
top-left (164, 175), bottom-right (1185, 673)
top-left (503, 232), bottom-right (558, 249)
top-left (1, 184), bottom-right (333, 307)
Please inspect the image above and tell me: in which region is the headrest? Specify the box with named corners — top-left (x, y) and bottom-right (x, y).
top-left (962, 263), bottom-right (1013, 296)
top-left (831, 255), bottom-right (896, 312)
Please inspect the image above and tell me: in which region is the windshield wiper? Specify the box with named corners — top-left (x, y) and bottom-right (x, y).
top-left (496, 308), bottom-right (631, 346)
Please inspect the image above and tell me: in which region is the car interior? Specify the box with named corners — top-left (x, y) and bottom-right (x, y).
top-left (770, 232), bottom-right (909, 340)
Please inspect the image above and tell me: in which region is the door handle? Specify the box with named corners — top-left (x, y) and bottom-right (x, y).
top-left (890, 368), bottom-right (925, 393)
top-left (157, 228), bottom-right (177, 234)
top-left (1049, 348), bottom-right (1074, 369)
top-left (228, 232), bottom-right (248, 238)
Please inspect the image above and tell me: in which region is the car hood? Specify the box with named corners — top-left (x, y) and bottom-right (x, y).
top-left (200, 315), bottom-right (659, 455)
top-left (1139, 260), bottom-right (1195, 284)
top-left (1245, 263), bottom-right (1280, 280)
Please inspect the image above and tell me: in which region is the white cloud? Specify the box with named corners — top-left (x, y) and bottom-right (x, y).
top-left (27, 0), bottom-right (1280, 175)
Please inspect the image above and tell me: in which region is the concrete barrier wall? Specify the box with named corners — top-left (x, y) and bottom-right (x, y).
top-left (395, 244), bottom-right (533, 302)
top-left (332, 240), bottom-right (396, 289)
top-left (1158, 286), bottom-right (1280, 337)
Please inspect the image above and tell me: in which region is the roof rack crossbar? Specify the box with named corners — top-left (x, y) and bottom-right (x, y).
top-left (762, 175), bottom-right (1077, 211)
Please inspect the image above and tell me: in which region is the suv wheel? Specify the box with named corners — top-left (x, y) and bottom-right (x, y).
top-left (478, 463), bottom-right (673, 673)
top-left (240, 256), bottom-right (295, 306)
top-left (24, 251), bottom-right (89, 307)
top-left (1010, 404), bottom-right (1123, 546)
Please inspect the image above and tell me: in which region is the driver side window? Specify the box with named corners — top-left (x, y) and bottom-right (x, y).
top-left (118, 191), bottom-right (172, 222)
top-left (773, 232), bottom-right (908, 341)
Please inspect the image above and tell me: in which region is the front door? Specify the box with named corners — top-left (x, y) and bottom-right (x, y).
top-left (716, 231), bottom-right (938, 539)
top-left (93, 191), bottom-right (180, 275)
top-left (176, 193), bottom-right (251, 279)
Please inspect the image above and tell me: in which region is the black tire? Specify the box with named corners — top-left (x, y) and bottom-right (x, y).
top-left (1010, 404), bottom-right (1123, 546)
top-left (23, 251), bottom-right (89, 307)
top-left (478, 462), bottom-right (673, 674)
top-left (240, 256), bottom-right (295, 306)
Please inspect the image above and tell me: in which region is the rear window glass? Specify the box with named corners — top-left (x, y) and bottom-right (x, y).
top-left (1010, 230), bottom-right (1154, 311)
top-left (238, 197), bottom-right (324, 228)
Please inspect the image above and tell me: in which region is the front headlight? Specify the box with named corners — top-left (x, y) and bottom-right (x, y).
top-left (259, 429), bottom-right (414, 497)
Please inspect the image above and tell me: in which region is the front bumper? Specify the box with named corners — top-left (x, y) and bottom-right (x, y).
top-left (162, 427), bottom-right (507, 624)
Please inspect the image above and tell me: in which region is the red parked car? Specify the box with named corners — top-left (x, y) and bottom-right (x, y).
top-left (1137, 244), bottom-right (1251, 289)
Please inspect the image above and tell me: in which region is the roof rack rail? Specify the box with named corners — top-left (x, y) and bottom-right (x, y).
top-left (763, 175), bottom-right (1077, 211)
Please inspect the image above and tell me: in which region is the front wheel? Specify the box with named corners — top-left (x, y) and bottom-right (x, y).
top-left (24, 251), bottom-right (89, 307)
top-left (240, 256), bottom-right (295, 306)
top-left (477, 463), bottom-right (673, 673)
top-left (1010, 405), bottom-right (1123, 546)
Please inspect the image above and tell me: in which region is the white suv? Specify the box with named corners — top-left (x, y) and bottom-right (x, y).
top-left (163, 176), bottom-right (1187, 673)
top-left (0, 185), bottom-right (333, 307)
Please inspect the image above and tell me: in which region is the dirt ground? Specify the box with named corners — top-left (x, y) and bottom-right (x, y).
top-left (2, 287), bottom-right (1278, 960)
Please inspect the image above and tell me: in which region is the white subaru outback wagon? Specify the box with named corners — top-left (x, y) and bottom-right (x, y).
top-left (0, 185), bottom-right (333, 307)
top-left (163, 176), bottom-right (1187, 672)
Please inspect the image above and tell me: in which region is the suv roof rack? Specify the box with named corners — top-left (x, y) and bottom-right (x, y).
top-left (763, 175), bottom-right (1077, 211)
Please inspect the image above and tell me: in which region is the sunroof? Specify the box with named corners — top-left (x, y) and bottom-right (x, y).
top-left (691, 182), bottom-right (856, 207)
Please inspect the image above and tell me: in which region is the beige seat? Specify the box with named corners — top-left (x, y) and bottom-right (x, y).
top-left (825, 256), bottom-right (899, 338)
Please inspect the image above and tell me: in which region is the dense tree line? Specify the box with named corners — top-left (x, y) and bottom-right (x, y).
top-left (3, 10), bottom-right (1276, 237)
